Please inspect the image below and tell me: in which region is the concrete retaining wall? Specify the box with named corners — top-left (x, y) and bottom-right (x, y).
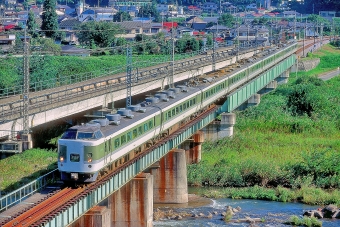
top-left (298, 58), bottom-right (320, 71)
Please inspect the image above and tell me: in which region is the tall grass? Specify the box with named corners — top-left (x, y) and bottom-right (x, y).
top-left (0, 149), bottom-right (57, 192)
top-left (187, 45), bottom-right (340, 204)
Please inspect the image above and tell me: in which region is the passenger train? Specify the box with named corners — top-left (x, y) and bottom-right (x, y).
top-left (58, 43), bottom-right (297, 183)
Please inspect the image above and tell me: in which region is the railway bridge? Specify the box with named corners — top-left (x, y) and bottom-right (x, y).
top-left (0, 42), bottom-right (297, 226)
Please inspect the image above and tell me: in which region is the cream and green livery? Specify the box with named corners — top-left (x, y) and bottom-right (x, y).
top-left (58, 43), bottom-right (297, 183)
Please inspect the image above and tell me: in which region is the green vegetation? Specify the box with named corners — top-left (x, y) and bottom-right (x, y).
top-left (0, 149), bottom-right (58, 192)
top-left (187, 44), bottom-right (340, 205)
top-left (0, 53), bottom-right (191, 93)
top-left (285, 215), bottom-right (322, 227)
top-left (200, 186), bottom-right (340, 206)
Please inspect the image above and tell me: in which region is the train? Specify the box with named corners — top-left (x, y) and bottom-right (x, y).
top-left (57, 43), bottom-right (297, 183)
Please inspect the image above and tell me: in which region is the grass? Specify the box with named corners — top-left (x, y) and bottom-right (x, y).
top-left (285, 215), bottom-right (322, 227)
top-left (187, 44), bottom-right (340, 205)
top-left (0, 149), bottom-right (58, 192)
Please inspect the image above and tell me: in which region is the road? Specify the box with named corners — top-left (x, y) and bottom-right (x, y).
top-left (318, 68), bottom-right (340, 81)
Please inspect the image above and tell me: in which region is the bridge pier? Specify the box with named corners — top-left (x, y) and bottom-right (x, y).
top-left (276, 70), bottom-right (290, 85)
top-left (109, 173), bottom-right (153, 227)
top-left (201, 113), bottom-right (236, 141)
top-left (148, 149), bottom-right (188, 204)
top-left (21, 133), bottom-right (33, 151)
top-left (258, 80), bottom-right (277, 95)
top-left (179, 131), bottom-right (204, 164)
top-left (71, 206), bottom-right (111, 227)
top-left (247, 94), bottom-right (261, 108)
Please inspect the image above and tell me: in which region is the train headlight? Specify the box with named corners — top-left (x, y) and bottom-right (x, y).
top-left (87, 153), bottom-right (92, 163)
top-left (59, 156), bottom-right (64, 162)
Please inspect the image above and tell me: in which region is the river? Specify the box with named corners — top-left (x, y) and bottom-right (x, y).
top-left (154, 192), bottom-right (340, 226)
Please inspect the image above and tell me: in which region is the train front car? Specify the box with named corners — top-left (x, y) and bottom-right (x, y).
top-left (58, 125), bottom-right (104, 183)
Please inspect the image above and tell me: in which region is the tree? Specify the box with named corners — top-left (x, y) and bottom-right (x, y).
top-left (76, 21), bottom-right (122, 48)
top-left (113, 11), bottom-right (132, 22)
top-left (41, 0), bottom-right (59, 39)
top-left (27, 10), bottom-right (38, 38)
top-left (138, 5), bottom-right (161, 22)
top-left (218, 13), bottom-right (234, 28)
top-left (206, 34), bottom-right (213, 47)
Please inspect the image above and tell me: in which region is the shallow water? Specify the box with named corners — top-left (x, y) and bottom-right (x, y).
top-left (154, 197), bottom-right (340, 227)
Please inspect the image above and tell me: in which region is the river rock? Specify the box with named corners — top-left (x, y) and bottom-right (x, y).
top-left (207, 212), bottom-right (213, 219)
top-left (192, 213), bottom-right (199, 218)
top-left (235, 206), bottom-right (242, 211)
top-left (199, 213), bottom-right (205, 217)
top-left (322, 204), bottom-right (338, 218)
top-left (313, 210), bottom-right (324, 219)
top-left (174, 215), bottom-right (182, 220)
top-left (232, 208), bottom-right (239, 213)
top-left (303, 211), bottom-right (314, 217)
top-left (221, 212), bottom-right (227, 216)
top-left (212, 211), bottom-right (218, 215)
top-left (332, 210), bottom-right (340, 219)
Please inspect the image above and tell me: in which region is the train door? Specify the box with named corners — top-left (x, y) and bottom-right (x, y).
top-left (104, 139), bottom-right (109, 165)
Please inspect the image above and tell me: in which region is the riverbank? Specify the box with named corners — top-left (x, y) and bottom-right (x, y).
top-left (187, 44), bottom-right (340, 206)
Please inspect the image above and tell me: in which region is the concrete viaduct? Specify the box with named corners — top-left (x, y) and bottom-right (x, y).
top-left (0, 43), bottom-right (297, 226)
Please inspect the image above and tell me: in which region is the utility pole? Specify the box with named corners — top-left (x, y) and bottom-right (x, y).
top-left (168, 22), bottom-right (175, 88)
top-left (23, 28), bottom-right (29, 135)
top-left (212, 32), bottom-right (216, 71)
top-left (303, 18), bottom-right (306, 57)
top-left (126, 45), bottom-right (132, 108)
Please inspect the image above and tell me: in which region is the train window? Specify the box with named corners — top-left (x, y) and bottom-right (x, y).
top-left (172, 109), bottom-right (175, 116)
top-left (77, 132), bottom-right (95, 140)
top-left (183, 103), bottom-right (186, 110)
top-left (176, 107), bottom-right (179, 114)
top-left (187, 102), bottom-right (189, 108)
top-left (70, 154), bottom-right (80, 162)
top-left (133, 129), bottom-right (137, 139)
top-left (193, 98), bottom-right (196, 105)
top-left (94, 131), bottom-right (103, 139)
top-left (148, 120), bottom-right (153, 129)
top-left (144, 123), bottom-right (148, 132)
top-left (168, 111), bottom-right (171, 119)
top-left (115, 161), bottom-right (118, 167)
top-left (127, 132), bottom-right (132, 142)
top-left (179, 105), bottom-right (182, 112)
top-left (61, 129), bottom-right (77, 139)
top-left (138, 126), bottom-right (143, 135)
top-left (190, 100), bottom-right (192, 106)
top-left (121, 134), bottom-right (126, 144)
top-left (115, 138), bottom-right (120, 148)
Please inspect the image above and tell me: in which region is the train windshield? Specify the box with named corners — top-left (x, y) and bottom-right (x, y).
top-left (61, 129), bottom-right (77, 139)
top-left (77, 132), bottom-right (95, 139)
top-left (61, 128), bottom-right (103, 140)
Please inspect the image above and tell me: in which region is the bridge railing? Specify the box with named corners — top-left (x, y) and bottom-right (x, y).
top-left (0, 169), bottom-right (59, 213)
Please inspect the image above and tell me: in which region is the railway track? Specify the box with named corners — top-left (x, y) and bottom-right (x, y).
top-left (0, 104), bottom-right (218, 226)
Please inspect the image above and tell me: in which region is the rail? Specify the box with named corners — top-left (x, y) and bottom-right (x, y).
top-left (0, 169), bottom-right (59, 213)
top-left (0, 45), bottom-right (240, 123)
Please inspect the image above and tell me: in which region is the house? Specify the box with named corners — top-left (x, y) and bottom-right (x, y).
top-left (282, 11), bottom-right (299, 18)
top-left (228, 25), bottom-right (269, 46)
top-left (109, 0), bottom-right (152, 8)
top-left (78, 7), bottom-right (117, 22)
top-left (192, 22), bottom-right (207, 31)
top-left (176, 26), bottom-right (194, 37)
top-left (201, 2), bottom-right (218, 12)
top-left (185, 16), bottom-right (204, 26)
top-left (59, 18), bottom-right (81, 43)
top-left (114, 21), bottom-right (161, 39)
top-left (0, 34), bottom-right (16, 45)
